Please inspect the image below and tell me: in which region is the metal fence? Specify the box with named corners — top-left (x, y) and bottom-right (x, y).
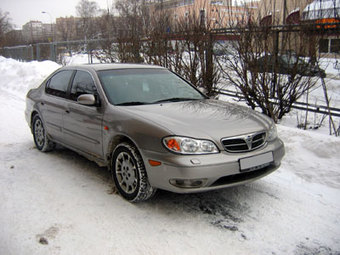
top-left (216, 88), bottom-right (340, 118)
top-left (0, 45), bottom-right (34, 61)
top-left (0, 39), bottom-right (104, 63)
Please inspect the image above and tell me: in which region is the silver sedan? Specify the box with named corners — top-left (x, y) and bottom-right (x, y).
top-left (25, 64), bottom-right (285, 202)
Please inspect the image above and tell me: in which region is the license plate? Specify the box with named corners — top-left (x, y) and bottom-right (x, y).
top-left (239, 152), bottom-right (274, 172)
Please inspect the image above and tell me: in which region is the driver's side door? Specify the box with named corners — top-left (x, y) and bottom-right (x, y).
top-left (63, 70), bottom-right (104, 159)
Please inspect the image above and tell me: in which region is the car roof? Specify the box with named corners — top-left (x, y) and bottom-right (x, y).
top-left (62, 63), bottom-right (166, 72)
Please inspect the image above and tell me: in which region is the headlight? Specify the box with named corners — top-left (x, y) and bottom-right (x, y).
top-left (163, 136), bottom-right (219, 154)
top-left (267, 124), bottom-right (278, 142)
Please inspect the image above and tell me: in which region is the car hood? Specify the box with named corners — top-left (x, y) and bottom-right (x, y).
top-left (121, 99), bottom-right (272, 141)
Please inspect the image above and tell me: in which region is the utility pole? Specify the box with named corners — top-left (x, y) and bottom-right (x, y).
top-left (282, 0), bottom-right (287, 24)
top-left (41, 11), bottom-right (54, 41)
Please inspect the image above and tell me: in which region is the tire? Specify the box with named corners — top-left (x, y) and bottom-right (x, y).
top-left (32, 115), bottom-right (55, 152)
top-left (111, 142), bottom-right (156, 202)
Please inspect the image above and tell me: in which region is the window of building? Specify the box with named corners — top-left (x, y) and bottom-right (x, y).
top-left (319, 39), bottom-right (340, 54)
top-left (211, 0), bottom-right (223, 5)
top-left (330, 39), bottom-right (340, 53)
top-left (200, 9), bottom-right (206, 26)
top-left (319, 39), bottom-right (329, 53)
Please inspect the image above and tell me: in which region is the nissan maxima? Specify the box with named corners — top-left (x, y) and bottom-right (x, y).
top-left (25, 64), bottom-right (285, 202)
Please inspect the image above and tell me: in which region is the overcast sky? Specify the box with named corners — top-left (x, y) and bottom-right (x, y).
top-left (1, 0), bottom-right (115, 28)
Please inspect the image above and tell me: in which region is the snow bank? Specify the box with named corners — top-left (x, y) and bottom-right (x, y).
top-left (62, 53), bottom-right (101, 66)
top-left (0, 56), bottom-right (60, 99)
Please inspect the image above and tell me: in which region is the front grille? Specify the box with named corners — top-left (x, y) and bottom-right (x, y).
top-left (221, 132), bottom-right (266, 153)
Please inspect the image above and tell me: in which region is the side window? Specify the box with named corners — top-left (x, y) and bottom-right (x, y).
top-left (46, 70), bottom-right (74, 98)
top-left (70, 71), bottom-right (97, 101)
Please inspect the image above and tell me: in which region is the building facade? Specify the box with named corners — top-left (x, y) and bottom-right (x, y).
top-left (22, 21), bottom-right (55, 43)
top-left (148, 0), bottom-right (259, 29)
top-left (258, 0), bottom-right (313, 25)
top-left (56, 17), bottom-right (83, 41)
top-left (303, 0), bottom-right (340, 56)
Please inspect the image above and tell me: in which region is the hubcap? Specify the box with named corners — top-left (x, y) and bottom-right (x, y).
top-left (115, 152), bottom-right (138, 194)
top-left (34, 119), bottom-right (45, 148)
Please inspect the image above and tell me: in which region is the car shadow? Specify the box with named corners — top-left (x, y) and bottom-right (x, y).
top-left (137, 180), bottom-right (280, 237)
top-left (31, 143), bottom-right (279, 236)
top-left (33, 144), bottom-right (115, 191)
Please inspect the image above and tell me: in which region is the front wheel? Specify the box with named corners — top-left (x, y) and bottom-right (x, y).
top-left (32, 115), bottom-right (55, 152)
top-left (111, 142), bottom-right (156, 202)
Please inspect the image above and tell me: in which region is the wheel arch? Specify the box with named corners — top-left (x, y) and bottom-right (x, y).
top-left (106, 135), bottom-right (139, 170)
top-left (30, 111), bottom-right (40, 131)
top-left (109, 136), bottom-right (156, 202)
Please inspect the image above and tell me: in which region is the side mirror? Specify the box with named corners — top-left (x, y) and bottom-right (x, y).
top-left (77, 94), bottom-right (96, 106)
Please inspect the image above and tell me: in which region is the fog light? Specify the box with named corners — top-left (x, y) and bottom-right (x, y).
top-left (169, 178), bottom-right (207, 188)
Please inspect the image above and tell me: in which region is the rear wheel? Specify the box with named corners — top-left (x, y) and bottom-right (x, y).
top-left (111, 142), bottom-right (156, 202)
top-left (32, 115), bottom-right (55, 152)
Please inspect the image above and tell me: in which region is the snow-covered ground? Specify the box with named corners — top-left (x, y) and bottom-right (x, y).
top-left (0, 56), bottom-right (339, 255)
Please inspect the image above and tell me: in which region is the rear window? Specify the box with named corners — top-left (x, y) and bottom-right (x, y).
top-left (46, 70), bottom-right (74, 98)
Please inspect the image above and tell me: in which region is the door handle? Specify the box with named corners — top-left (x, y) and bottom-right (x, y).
top-left (65, 110), bottom-right (70, 114)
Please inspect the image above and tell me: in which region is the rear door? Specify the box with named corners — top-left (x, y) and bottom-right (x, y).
top-left (41, 70), bottom-right (74, 143)
top-left (63, 70), bottom-right (104, 159)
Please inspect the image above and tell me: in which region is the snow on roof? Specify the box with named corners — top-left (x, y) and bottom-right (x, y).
top-left (305, 0), bottom-right (340, 10)
top-left (289, 8), bottom-right (300, 15)
top-left (303, 0), bottom-right (340, 20)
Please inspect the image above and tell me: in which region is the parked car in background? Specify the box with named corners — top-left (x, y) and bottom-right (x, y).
top-left (213, 41), bottom-right (235, 56)
top-left (25, 64), bottom-right (285, 202)
top-left (247, 53), bottom-right (326, 78)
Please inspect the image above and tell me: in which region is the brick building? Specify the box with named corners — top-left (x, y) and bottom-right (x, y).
top-left (147, 0), bottom-right (259, 29)
top-left (22, 21), bottom-right (55, 43)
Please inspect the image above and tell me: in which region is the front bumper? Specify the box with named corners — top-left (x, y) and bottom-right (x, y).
top-left (142, 139), bottom-right (285, 193)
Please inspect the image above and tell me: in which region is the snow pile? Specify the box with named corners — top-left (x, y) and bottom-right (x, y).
top-left (320, 58), bottom-right (340, 77)
top-left (0, 57), bottom-right (339, 255)
top-left (62, 53), bottom-right (101, 66)
top-left (0, 56), bottom-right (60, 99)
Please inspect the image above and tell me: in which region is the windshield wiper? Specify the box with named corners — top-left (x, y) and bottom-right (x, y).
top-left (115, 101), bottom-right (149, 106)
top-left (153, 98), bottom-right (197, 104)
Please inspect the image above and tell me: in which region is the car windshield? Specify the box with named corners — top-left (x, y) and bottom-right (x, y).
top-left (97, 68), bottom-right (205, 105)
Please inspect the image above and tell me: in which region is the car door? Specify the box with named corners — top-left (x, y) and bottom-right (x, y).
top-left (63, 70), bottom-right (104, 159)
top-left (41, 70), bottom-right (74, 143)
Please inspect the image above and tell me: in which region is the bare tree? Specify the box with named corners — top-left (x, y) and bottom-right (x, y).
top-left (57, 16), bottom-right (79, 41)
top-left (76, 0), bottom-right (100, 40)
top-left (0, 9), bottom-right (13, 47)
top-left (95, 8), bottom-right (118, 63)
top-left (75, 0), bottom-right (100, 63)
top-left (115, 0), bottom-right (150, 63)
top-left (216, 5), bottom-right (324, 122)
top-left (168, 3), bottom-right (220, 96)
top-left (143, 7), bottom-right (172, 67)
top-left (142, 1), bottom-right (220, 96)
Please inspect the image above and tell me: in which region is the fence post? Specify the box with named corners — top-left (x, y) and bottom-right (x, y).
top-left (36, 44), bottom-right (40, 61)
top-left (205, 32), bottom-right (214, 96)
top-left (29, 45), bottom-right (33, 61)
top-left (50, 43), bottom-right (56, 62)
